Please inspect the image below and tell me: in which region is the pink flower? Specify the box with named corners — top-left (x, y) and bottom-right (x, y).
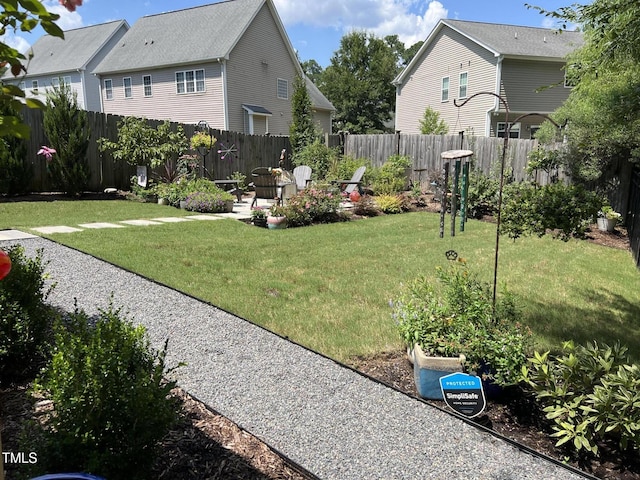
top-left (59, 0), bottom-right (83, 12)
top-left (37, 146), bottom-right (57, 162)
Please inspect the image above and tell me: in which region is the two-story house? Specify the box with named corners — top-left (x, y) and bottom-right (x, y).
top-left (1, 20), bottom-right (129, 112)
top-left (92, 0), bottom-right (334, 135)
top-left (393, 19), bottom-right (583, 138)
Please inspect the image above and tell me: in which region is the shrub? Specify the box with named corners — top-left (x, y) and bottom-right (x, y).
top-left (291, 140), bottom-right (340, 180)
top-left (393, 263), bottom-right (529, 386)
top-left (372, 154), bottom-right (411, 195)
top-left (419, 106), bottom-right (448, 135)
top-left (0, 106), bottom-right (31, 195)
top-left (327, 155), bottom-right (371, 184)
top-left (353, 195), bottom-right (380, 216)
top-left (280, 187), bottom-right (343, 226)
top-left (466, 168), bottom-right (499, 218)
top-left (501, 182), bottom-right (602, 241)
top-left (375, 194), bottom-right (403, 214)
top-left (32, 303), bottom-right (181, 480)
top-left (184, 190), bottom-right (234, 213)
top-left (0, 246), bottom-right (55, 384)
top-left (521, 341), bottom-right (640, 457)
top-left (43, 82), bottom-right (90, 195)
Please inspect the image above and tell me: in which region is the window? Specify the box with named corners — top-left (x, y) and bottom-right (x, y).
top-left (51, 76), bottom-right (71, 88)
top-left (459, 72), bottom-right (468, 99)
top-left (123, 77), bottom-right (132, 98)
top-left (441, 76), bottom-right (449, 102)
top-left (497, 122), bottom-right (521, 139)
top-left (176, 69), bottom-right (205, 94)
top-left (31, 80), bottom-right (39, 95)
top-left (277, 78), bottom-right (288, 99)
top-left (530, 125), bottom-right (541, 138)
top-left (143, 75), bottom-right (152, 97)
top-left (19, 81), bottom-right (25, 91)
top-left (104, 79), bottom-right (113, 100)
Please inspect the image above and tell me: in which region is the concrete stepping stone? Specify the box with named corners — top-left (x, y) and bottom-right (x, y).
top-left (78, 222), bottom-right (126, 229)
top-left (119, 219), bottom-right (163, 226)
top-left (151, 217), bottom-right (194, 223)
top-left (31, 226), bottom-right (84, 234)
top-left (186, 215), bottom-right (225, 221)
top-left (0, 229), bottom-right (38, 240)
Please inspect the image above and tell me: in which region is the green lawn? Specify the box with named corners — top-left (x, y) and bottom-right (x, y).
top-left (2, 200), bottom-right (639, 363)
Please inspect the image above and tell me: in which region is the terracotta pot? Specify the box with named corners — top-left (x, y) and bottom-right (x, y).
top-left (267, 215), bottom-right (287, 229)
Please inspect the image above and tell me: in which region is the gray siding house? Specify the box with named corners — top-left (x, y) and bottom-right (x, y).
top-left (393, 19), bottom-right (583, 138)
top-left (1, 21), bottom-right (129, 112)
top-left (93, 0), bottom-right (333, 135)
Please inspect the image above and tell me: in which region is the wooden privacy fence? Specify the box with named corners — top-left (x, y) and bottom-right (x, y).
top-left (21, 109), bottom-right (295, 192)
top-left (344, 133), bottom-right (562, 184)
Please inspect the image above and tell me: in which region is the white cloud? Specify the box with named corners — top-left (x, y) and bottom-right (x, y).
top-left (2, 33), bottom-right (32, 54)
top-left (274, 0), bottom-right (447, 47)
top-left (43, 0), bottom-right (84, 31)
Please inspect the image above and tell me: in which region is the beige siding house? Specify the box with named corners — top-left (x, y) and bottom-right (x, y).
top-left (93, 0), bottom-right (333, 135)
top-left (394, 19), bottom-right (583, 138)
top-left (1, 21), bottom-right (129, 112)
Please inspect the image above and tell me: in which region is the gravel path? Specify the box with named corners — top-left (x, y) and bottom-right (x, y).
top-left (4, 236), bottom-right (589, 480)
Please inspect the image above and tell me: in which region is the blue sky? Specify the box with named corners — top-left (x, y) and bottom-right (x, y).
top-left (7, 0), bottom-right (575, 68)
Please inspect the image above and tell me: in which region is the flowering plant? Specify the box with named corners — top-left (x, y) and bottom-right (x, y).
top-left (37, 146), bottom-right (56, 162)
top-left (598, 205), bottom-right (622, 221)
top-left (278, 188), bottom-right (342, 226)
top-left (250, 206), bottom-right (267, 220)
top-left (268, 204), bottom-right (287, 217)
top-left (184, 191), bottom-right (234, 213)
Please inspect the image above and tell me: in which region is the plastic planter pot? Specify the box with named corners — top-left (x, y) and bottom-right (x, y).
top-left (410, 343), bottom-right (465, 400)
top-left (267, 216), bottom-right (287, 229)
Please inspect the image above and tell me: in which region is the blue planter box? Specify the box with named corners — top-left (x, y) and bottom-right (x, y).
top-left (410, 344), bottom-right (465, 400)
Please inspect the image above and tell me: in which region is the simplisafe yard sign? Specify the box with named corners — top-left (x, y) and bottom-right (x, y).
top-left (439, 372), bottom-right (486, 417)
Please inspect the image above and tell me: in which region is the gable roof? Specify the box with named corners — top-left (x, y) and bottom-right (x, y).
top-left (3, 20), bottom-right (129, 79)
top-left (94, 0), bottom-right (295, 75)
top-left (305, 76), bottom-right (334, 112)
top-left (394, 19), bottom-right (583, 85)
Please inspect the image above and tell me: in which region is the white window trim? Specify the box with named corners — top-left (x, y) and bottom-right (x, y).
top-left (104, 79), bottom-right (113, 100)
top-left (441, 76), bottom-right (449, 102)
top-left (277, 78), bottom-right (288, 100)
top-left (143, 75), bottom-right (152, 97)
top-left (123, 77), bottom-right (132, 98)
top-left (175, 69), bottom-right (205, 94)
top-left (458, 72), bottom-right (468, 99)
top-left (31, 80), bottom-right (39, 95)
top-left (497, 122), bottom-right (521, 139)
top-left (52, 76), bottom-right (71, 88)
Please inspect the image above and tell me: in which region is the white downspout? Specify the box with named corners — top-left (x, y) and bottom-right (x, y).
top-left (488, 55), bottom-right (504, 136)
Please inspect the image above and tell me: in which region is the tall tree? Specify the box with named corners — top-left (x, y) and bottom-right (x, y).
top-left (301, 59), bottom-right (324, 87)
top-left (531, 0), bottom-right (640, 188)
top-left (289, 74), bottom-right (316, 155)
top-left (43, 82), bottom-right (90, 195)
top-left (322, 31), bottom-right (398, 133)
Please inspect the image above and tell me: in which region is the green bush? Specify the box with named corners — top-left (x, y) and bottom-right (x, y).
top-left (375, 194), bottom-right (403, 214)
top-left (43, 82), bottom-right (90, 195)
top-left (0, 246), bottom-right (55, 384)
top-left (280, 187), bottom-right (343, 227)
top-left (291, 140), bottom-right (340, 180)
top-left (521, 341), bottom-right (640, 457)
top-left (501, 182), bottom-right (602, 241)
top-left (184, 190), bottom-right (234, 213)
top-left (466, 168), bottom-right (499, 218)
top-left (0, 114), bottom-right (31, 195)
top-left (33, 303), bottom-right (181, 480)
top-left (393, 263), bottom-right (530, 386)
top-left (327, 155), bottom-right (371, 184)
top-left (372, 155), bottom-right (411, 195)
